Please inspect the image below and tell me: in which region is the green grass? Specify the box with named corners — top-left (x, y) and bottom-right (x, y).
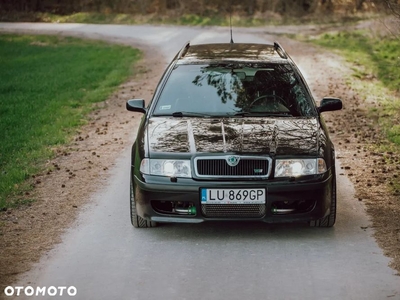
top-left (313, 32), bottom-right (400, 92)
top-left (0, 34), bottom-right (141, 209)
top-left (310, 31), bottom-right (400, 145)
top-left (18, 12), bottom-right (279, 26)
top-left (1, 11), bottom-right (366, 27)
top-left (174, 14), bottom-right (271, 26)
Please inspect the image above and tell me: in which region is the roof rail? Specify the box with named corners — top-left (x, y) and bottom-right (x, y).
top-left (177, 41), bottom-right (191, 59)
top-left (274, 42), bottom-right (288, 59)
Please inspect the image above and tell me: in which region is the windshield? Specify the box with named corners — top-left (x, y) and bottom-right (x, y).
top-left (153, 63), bottom-right (315, 117)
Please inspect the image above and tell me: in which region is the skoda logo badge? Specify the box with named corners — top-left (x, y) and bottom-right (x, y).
top-left (226, 155), bottom-right (240, 167)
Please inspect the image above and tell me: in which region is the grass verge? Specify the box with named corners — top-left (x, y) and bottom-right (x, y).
top-left (0, 34), bottom-right (141, 209)
top-left (0, 11), bottom-right (366, 27)
top-left (0, 11), bottom-right (276, 26)
top-left (309, 31), bottom-right (400, 194)
top-left (310, 31), bottom-right (400, 144)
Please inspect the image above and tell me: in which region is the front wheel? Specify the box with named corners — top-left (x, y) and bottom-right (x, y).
top-left (130, 179), bottom-right (157, 228)
top-left (309, 176), bottom-right (337, 228)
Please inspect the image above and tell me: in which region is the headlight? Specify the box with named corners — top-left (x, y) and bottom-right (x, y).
top-left (140, 159), bottom-right (191, 178)
top-left (275, 158), bottom-right (327, 177)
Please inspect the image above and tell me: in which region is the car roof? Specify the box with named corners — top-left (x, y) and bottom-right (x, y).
top-left (176, 43), bottom-right (290, 64)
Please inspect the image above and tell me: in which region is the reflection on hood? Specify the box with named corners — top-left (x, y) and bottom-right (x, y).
top-left (147, 117), bottom-right (320, 156)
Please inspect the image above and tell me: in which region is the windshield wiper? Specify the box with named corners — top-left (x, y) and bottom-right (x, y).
top-left (232, 112), bottom-right (293, 117)
top-left (171, 111), bottom-right (212, 117)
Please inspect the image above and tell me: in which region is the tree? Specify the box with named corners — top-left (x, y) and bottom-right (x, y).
top-left (384, 0), bottom-right (400, 18)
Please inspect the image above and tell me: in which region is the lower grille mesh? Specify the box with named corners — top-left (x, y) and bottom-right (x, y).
top-left (201, 204), bottom-right (266, 218)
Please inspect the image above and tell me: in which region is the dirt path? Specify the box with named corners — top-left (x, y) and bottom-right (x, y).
top-left (0, 27), bottom-right (399, 296)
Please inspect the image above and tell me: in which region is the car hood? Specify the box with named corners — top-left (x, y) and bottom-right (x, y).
top-left (146, 117), bottom-right (321, 156)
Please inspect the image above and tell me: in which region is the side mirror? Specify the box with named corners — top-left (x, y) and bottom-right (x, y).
top-left (318, 97), bottom-right (342, 113)
top-left (126, 99), bottom-right (146, 113)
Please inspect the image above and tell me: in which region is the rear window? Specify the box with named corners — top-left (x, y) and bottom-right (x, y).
top-left (153, 63), bottom-right (315, 117)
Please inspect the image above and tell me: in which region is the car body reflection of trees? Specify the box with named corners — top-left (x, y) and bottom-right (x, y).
top-left (148, 118), bottom-right (320, 155)
top-left (190, 63), bottom-right (312, 116)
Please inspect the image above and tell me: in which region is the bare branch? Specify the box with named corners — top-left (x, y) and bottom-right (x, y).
top-left (383, 0), bottom-right (400, 18)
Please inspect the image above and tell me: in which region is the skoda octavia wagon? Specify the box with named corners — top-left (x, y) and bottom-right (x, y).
top-left (126, 42), bottom-right (342, 228)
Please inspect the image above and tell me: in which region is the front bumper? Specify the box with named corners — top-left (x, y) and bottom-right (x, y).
top-left (133, 172), bottom-right (333, 224)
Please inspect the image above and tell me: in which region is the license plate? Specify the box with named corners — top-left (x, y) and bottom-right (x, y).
top-left (200, 188), bottom-right (266, 204)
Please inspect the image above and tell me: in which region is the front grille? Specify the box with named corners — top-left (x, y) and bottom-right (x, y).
top-left (201, 204), bottom-right (266, 218)
top-left (195, 156), bottom-right (271, 178)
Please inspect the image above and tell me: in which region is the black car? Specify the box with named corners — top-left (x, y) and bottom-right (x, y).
top-left (126, 42), bottom-right (342, 228)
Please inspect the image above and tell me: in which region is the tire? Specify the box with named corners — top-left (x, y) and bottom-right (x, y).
top-left (130, 179), bottom-right (157, 228)
top-left (310, 176), bottom-right (336, 228)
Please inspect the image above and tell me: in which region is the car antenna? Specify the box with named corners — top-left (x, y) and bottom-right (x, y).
top-left (229, 0), bottom-right (234, 44)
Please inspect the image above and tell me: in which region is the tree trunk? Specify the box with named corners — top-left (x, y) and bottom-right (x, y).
top-left (246, 0), bottom-right (257, 15)
top-left (157, 0), bottom-right (167, 14)
top-left (356, 0), bottom-right (366, 10)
